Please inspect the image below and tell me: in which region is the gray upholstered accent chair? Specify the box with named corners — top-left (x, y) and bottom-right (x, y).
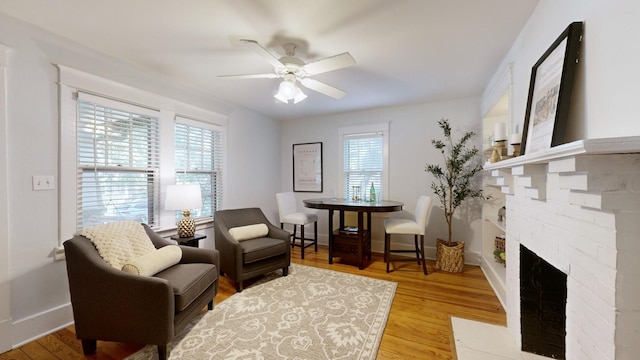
top-left (63, 224), bottom-right (219, 360)
top-left (214, 207), bottom-right (291, 292)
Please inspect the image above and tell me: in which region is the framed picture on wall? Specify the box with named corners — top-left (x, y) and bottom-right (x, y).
top-left (293, 142), bottom-right (323, 192)
top-left (521, 22), bottom-right (583, 155)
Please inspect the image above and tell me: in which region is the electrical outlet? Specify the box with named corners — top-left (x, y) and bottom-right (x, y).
top-left (33, 175), bottom-right (55, 190)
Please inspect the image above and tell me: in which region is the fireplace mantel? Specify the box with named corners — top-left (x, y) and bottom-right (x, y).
top-left (481, 136), bottom-right (640, 360)
top-left (484, 136), bottom-right (640, 171)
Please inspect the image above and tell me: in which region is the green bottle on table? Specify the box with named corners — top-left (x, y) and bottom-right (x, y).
top-left (370, 182), bottom-right (376, 202)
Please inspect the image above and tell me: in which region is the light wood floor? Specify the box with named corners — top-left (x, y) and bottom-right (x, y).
top-left (0, 245), bottom-right (506, 359)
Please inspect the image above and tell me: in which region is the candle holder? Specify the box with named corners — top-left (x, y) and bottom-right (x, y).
top-left (512, 143), bottom-right (521, 157)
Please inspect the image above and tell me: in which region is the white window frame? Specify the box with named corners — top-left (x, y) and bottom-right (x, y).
top-left (173, 116), bottom-right (224, 222)
top-left (58, 65), bottom-right (227, 243)
top-left (338, 123), bottom-right (389, 200)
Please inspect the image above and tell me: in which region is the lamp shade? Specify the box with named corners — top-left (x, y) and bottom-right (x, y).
top-left (165, 184), bottom-right (202, 211)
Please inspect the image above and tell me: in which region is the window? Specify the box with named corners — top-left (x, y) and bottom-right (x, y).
top-left (58, 65), bottom-right (227, 240)
top-left (174, 117), bottom-right (224, 221)
top-left (339, 123), bottom-right (389, 200)
top-left (77, 94), bottom-right (160, 228)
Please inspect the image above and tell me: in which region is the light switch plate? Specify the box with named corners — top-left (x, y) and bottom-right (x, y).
top-left (33, 175), bottom-right (55, 190)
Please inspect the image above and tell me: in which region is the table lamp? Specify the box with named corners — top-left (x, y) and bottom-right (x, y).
top-left (165, 184), bottom-right (202, 238)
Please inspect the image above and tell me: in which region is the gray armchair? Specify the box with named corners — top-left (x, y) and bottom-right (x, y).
top-left (214, 207), bottom-right (291, 291)
top-left (63, 224), bottom-right (219, 360)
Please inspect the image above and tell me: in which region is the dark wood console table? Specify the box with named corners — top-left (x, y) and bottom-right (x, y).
top-left (303, 198), bottom-right (403, 269)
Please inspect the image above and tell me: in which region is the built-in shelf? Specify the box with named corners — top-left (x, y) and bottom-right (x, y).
top-left (486, 218), bottom-right (506, 232)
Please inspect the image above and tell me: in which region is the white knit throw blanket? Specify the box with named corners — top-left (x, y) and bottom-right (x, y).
top-left (77, 221), bottom-right (156, 269)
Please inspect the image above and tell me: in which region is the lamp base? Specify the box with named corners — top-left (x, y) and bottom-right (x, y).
top-left (177, 211), bottom-right (196, 238)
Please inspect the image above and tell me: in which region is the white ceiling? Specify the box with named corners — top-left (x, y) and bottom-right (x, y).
top-left (0, 0), bottom-right (539, 120)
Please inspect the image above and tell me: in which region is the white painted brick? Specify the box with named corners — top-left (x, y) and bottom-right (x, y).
top-left (559, 172), bottom-right (588, 190)
top-left (616, 212), bottom-right (640, 233)
top-left (615, 250), bottom-right (640, 311)
top-left (511, 165), bottom-right (524, 176)
top-left (616, 311), bottom-right (640, 351)
top-left (601, 191), bottom-right (640, 211)
top-left (569, 191), bottom-right (602, 209)
top-left (499, 151), bottom-right (640, 360)
top-left (549, 157), bottom-right (577, 173)
top-left (568, 247), bottom-right (616, 285)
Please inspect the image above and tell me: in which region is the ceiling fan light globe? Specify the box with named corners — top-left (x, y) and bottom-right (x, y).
top-left (274, 92), bottom-right (289, 104)
top-left (278, 80), bottom-right (296, 99)
top-left (293, 87), bottom-right (307, 103)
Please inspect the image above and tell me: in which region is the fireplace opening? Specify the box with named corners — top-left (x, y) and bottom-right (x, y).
top-left (520, 245), bottom-right (567, 359)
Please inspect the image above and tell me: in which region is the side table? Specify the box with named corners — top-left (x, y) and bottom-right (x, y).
top-left (170, 233), bottom-right (206, 248)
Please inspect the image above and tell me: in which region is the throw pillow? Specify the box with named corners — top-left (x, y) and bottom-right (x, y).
top-left (122, 245), bottom-right (183, 276)
top-left (228, 223), bottom-right (269, 241)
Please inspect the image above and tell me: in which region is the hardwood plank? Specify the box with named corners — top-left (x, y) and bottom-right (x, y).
top-left (0, 245), bottom-right (506, 359)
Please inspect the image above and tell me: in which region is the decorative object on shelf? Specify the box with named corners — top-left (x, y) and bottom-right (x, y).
top-left (498, 206), bottom-right (506, 222)
top-left (521, 22), bottom-right (583, 155)
top-left (494, 235), bottom-right (506, 265)
top-left (165, 184), bottom-right (203, 238)
top-left (426, 118), bottom-right (486, 273)
top-left (293, 142), bottom-right (323, 192)
top-left (509, 133), bottom-right (522, 157)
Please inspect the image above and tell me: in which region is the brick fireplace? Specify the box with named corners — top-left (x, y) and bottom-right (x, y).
top-left (487, 137), bottom-right (640, 359)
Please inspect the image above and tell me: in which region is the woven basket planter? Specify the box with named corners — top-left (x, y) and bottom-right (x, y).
top-left (435, 239), bottom-right (465, 273)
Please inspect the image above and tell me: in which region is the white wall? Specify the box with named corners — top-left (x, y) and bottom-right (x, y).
top-left (490, 0), bottom-right (640, 141)
top-left (0, 14), bottom-right (281, 348)
top-left (280, 98), bottom-right (484, 262)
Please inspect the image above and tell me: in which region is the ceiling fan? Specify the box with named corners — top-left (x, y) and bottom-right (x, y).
top-left (219, 39), bottom-right (356, 104)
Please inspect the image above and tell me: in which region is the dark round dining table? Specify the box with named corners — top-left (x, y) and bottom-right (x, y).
top-left (303, 198), bottom-right (403, 269)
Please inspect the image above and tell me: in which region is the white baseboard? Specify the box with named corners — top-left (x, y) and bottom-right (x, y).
top-left (0, 317), bottom-right (11, 353)
top-left (11, 302), bottom-right (74, 348)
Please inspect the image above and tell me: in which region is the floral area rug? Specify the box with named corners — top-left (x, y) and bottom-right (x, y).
top-left (125, 264), bottom-right (397, 360)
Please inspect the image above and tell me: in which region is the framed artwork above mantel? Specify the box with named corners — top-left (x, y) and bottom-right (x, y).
top-left (521, 22), bottom-right (583, 156)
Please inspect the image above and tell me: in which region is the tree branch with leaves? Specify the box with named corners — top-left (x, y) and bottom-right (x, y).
top-left (426, 118), bottom-right (485, 246)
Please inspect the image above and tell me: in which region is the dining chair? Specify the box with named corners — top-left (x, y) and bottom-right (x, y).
top-left (276, 192), bottom-right (318, 259)
top-left (383, 195), bottom-right (432, 274)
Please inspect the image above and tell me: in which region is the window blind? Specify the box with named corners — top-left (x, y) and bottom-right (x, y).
top-left (77, 96), bottom-right (160, 229)
top-left (174, 117), bottom-right (223, 220)
top-left (342, 132), bottom-right (384, 200)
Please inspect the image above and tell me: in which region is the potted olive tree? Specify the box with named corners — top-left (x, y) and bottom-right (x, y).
top-left (426, 118), bottom-right (485, 273)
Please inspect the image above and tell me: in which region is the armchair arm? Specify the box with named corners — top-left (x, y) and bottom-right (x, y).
top-left (64, 237), bottom-right (175, 345)
top-left (180, 245), bottom-right (220, 267)
top-left (214, 219), bottom-right (244, 281)
top-left (266, 223), bottom-right (290, 242)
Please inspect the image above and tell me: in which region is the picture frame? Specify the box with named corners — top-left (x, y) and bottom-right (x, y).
top-left (293, 142), bottom-right (323, 192)
top-left (521, 22), bottom-right (583, 155)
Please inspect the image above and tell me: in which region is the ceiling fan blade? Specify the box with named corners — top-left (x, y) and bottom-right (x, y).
top-left (218, 73), bottom-right (279, 79)
top-left (302, 52), bottom-right (356, 75)
top-left (300, 78), bottom-right (347, 99)
top-left (239, 39), bottom-right (284, 69)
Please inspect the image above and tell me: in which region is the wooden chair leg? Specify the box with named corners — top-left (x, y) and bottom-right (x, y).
top-left (419, 235), bottom-right (427, 275)
top-left (292, 225), bottom-right (297, 248)
top-left (385, 233), bottom-right (391, 273)
top-left (81, 339), bottom-right (97, 355)
top-left (314, 221), bottom-right (318, 252)
top-left (158, 344), bottom-right (168, 360)
top-left (414, 235), bottom-right (421, 265)
top-left (300, 224), bottom-right (305, 259)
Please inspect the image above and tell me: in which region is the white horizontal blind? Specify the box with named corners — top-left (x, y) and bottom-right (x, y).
top-left (343, 132), bottom-right (383, 200)
top-left (174, 118), bottom-right (223, 220)
top-left (77, 97), bottom-right (160, 229)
